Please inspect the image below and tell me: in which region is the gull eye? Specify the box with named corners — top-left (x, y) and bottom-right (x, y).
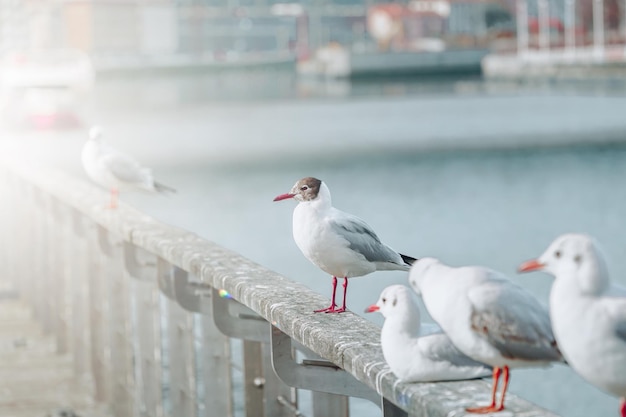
top-left (300, 185), bottom-right (309, 191)
top-left (382, 297), bottom-right (386, 303)
top-left (554, 250), bottom-right (561, 259)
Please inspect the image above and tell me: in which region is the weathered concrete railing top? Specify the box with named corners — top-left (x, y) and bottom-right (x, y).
top-left (1, 159), bottom-right (560, 417)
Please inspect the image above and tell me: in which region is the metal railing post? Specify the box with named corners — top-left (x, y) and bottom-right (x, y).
top-left (49, 199), bottom-right (69, 355)
top-left (197, 311), bottom-right (233, 417)
top-left (127, 248), bottom-right (164, 417)
top-left (30, 187), bottom-right (48, 330)
top-left (131, 278), bottom-right (163, 417)
top-left (243, 340), bottom-right (266, 417)
top-left (312, 392), bottom-right (349, 417)
top-left (68, 208), bottom-right (93, 387)
top-left (98, 225), bottom-right (135, 416)
top-left (161, 262), bottom-right (233, 417)
top-left (211, 287), bottom-right (295, 417)
top-left (88, 222), bottom-right (113, 403)
top-left (166, 296), bottom-right (197, 417)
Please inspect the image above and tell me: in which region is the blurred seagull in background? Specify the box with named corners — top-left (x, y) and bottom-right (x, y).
top-left (81, 126), bottom-right (175, 208)
top-left (365, 285), bottom-right (491, 382)
top-left (519, 234), bottom-right (626, 417)
top-left (409, 257), bottom-right (563, 414)
top-left (273, 176), bottom-right (417, 313)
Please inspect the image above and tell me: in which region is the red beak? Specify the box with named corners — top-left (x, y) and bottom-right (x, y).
top-left (518, 259), bottom-right (545, 273)
top-left (364, 304), bottom-right (380, 313)
top-left (273, 193), bottom-right (295, 202)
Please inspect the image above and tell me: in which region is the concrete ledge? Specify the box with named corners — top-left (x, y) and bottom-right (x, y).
top-left (1, 160), bottom-right (561, 417)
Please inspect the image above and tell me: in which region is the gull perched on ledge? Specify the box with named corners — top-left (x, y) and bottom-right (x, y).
top-left (81, 126), bottom-right (175, 208)
top-left (409, 257), bottom-right (563, 414)
top-left (273, 176), bottom-right (417, 314)
top-left (365, 285), bottom-right (491, 382)
top-left (519, 234), bottom-right (626, 417)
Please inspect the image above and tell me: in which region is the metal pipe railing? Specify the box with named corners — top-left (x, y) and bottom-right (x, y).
top-left (0, 160), bottom-right (560, 417)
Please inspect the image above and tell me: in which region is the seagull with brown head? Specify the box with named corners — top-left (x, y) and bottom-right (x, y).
top-left (274, 177), bottom-right (417, 313)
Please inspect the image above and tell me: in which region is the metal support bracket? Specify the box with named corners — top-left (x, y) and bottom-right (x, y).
top-left (382, 398), bottom-right (408, 417)
top-left (157, 258), bottom-right (176, 300)
top-left (123, 242), bottom-right (157, 282)
top-left (48, 197), bottom-right (65, 226)
top-left (96, 225), bottom-right (117, 257)
top-left (212, 287), bottom-right (268, 342)
top-left (172, 269), bottom-right (212, 315)
top-left (70, 208), bottom-right (86, 239)
top-left (155, 259), bottom-right (212, 315)
top-left (270, 325), bottom-right (381, 405)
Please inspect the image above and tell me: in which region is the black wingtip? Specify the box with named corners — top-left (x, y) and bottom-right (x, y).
top-left (155, 181), bottom-right (177, 194)
top-left (400, 254), bottom-right (418, 266)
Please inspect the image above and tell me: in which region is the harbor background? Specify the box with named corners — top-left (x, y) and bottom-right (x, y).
top-left (2, 0), bottom-right (626, 414)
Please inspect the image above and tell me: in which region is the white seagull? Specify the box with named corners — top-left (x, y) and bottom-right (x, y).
top-left (519, 233), bottom-right (626, 417)
top-left (81, 126), bottom-right (175, 208)
top-left (365, 285), bottom-right (491, 382)
top-left (408, 257), bottom-right (563, 414)
top-left (273, 177), bottom-right (417, 313)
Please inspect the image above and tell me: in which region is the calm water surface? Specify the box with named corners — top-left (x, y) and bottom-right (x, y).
top-left (4, 69), bottom-right (626, 417)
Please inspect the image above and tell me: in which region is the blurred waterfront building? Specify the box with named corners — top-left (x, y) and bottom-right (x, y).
top-left (0, 0), bottom-right (624, 70)
top-left (0, 0), bottom-right (363, 68)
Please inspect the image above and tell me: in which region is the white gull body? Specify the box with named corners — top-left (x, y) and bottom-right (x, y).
top-left (519, 234), bottom-right (626, 416)
top-left (409, 257), bottom-right (562, 413)
top-left (273, 177), bottom-right (415, 313)
top-left (81, 126), bottom-right (174, 207)
top-left (366, 285), bottom-right (491, 382)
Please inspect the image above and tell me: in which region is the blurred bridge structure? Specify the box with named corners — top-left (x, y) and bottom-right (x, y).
top-left (0, 156), bottom-right (565, 417)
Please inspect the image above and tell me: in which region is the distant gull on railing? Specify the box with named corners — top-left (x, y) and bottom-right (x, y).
top-left (365, 284), bottom-right (492, 382)
top-left (81, 126), bottom-right (176, 208)
top-left (519, 234), bottom-right (626, 417)
top-left (273, 176), bottom-right (417, 314)
top-left (409, 257), bottom-right (564, 414)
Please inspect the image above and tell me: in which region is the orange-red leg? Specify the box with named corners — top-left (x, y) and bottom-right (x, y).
top-left (314, 276), bottom-right (338, 313)
top-left (314, 276), bottom-right (348, 314)
top-left (466, 367), bottom-right (502, 413)
top-left (620, 398), bottom-right (626, 417)
top-left (109, 188), bottom-right (119, 209)
top-left (495, 366), bottom-right (511, 411)
top-left (332, 277), bottom-right (348, 313)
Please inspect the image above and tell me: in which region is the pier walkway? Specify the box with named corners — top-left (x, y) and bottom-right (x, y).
top-left (0, 285), bottom-right (111, 417)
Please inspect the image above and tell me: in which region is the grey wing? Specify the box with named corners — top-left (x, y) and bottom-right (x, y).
top-left (328, 212), bottom-right (405, 266)
top-left (423, 333), bottom-right (492, 369)
top-left (467, 271), bottom-right (562, 362)
top-left (100, 151), bottom-right (151, 185)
